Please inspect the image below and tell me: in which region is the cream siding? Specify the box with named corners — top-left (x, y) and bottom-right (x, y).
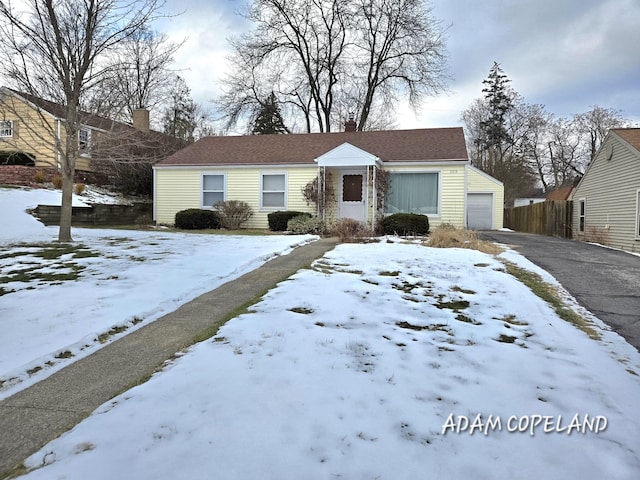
top-left (155, 161), bottom-right (505, 232)
top-left (0, 91), bottom-right (99, 172)
top-left (572, 133), bottom-right (640, 252)
top-left (154, 166), bottom-right (318, 229)
top-left (384, 164), bottom-right (467, 228)
top-left (0, 94), bottom-right (60, 168)
top-left (466, 165), bottom-right (504, 229)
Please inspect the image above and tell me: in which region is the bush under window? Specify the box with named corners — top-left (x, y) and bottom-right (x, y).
top-left (267, 211), bottom-right (311, 231)
top-left (175, 209), bottom-right (221, 230)
top-left (381, 213), bottom-right (429, 236)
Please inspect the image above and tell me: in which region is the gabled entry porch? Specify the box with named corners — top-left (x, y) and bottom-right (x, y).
top-left (315, 143), bottom-right (382, 228)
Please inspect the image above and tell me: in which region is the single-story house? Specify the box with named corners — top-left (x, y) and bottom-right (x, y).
top-left (153, 127), bottom-right (504, 230)
top-left (572, 128), bottom-right (640, 252)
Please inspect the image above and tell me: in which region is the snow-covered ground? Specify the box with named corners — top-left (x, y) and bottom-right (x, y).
top-left (3, 187), bottom-right (640, 479)
top-left (0, 187), bottom-right (316, 398)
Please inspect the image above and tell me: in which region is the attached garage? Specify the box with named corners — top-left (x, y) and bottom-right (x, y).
top-left (467, 193), bottom-right (494, 230)
top-left (465, 165), bottom-right (504, 230)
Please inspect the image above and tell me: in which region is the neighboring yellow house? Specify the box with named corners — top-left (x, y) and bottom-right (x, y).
top-left (0, 86), bottom-right (154, 173)
top-left (153, 127), bottom-right (504, 230)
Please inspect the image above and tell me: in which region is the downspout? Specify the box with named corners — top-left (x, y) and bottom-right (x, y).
top-left (372, 164), bottom-right (377, 231)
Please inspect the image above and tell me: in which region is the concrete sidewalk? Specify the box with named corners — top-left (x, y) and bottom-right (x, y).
top-left (0, 237), bottom-right (338, 479)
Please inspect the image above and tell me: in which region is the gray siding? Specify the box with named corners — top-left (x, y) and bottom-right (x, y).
top-left (573, 132), bottom-right (640, 252)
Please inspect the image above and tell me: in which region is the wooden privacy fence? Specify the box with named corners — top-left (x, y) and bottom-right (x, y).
top-left (504, 200), bottom-right (573, 238)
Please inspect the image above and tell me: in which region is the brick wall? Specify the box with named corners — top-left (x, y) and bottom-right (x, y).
top-left (35, 203), bottom-right (152, 226)
top-left (0, 165), bottom-right (59, 187)
top-left (0, 165), bottom-right (107, 187)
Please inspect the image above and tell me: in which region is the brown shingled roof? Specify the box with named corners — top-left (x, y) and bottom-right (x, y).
top-left (155, 127), bottom-right (469, 166)
top-left (614, 128), bottom-right (640, 152)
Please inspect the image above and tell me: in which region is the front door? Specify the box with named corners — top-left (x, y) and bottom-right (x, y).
top-left (339, 171), bottom-right (367, 222)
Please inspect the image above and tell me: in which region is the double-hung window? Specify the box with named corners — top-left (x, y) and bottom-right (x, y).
top-left (202, 173), bottom-right (225, 207)
top-left (578, 199), bottom-right (586, 233)
top-left (0, 120), bottom-right (13, 138)
top-left (384, 172), bottom-right (439, 215)
top-left (261, 173), bottom-right (286, 209)
top-left (78, 127), bottom-right (91, 152)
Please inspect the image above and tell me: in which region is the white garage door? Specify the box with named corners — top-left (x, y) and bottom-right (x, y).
top-left (467, 193), bottom-right (493, 230)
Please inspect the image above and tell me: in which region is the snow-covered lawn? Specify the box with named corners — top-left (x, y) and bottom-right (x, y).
top-left (0, 187), bottom-right (316, 398)
top-left (18, 240), bottom-right (640, 479)
top-left (3, 186), bottom-right (640, 479)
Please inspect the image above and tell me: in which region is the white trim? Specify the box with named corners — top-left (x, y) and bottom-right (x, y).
top-left (578, 197), bottom-right (586, 233)
top-left (153, 163), bottom-right (313, 171)
top-left (466, 191), bottom-right (495, 230)
top-left (383, 170), bottom-right (441, 217)
top-left (260, 171), bottom-right (288, 210)
top-left (381, 160), bottom-right (469, 167)
top-left (635, 189), bottom-right (640, 240)
top-left (201, 172), bottom-right (227, 209)
top-left (338, 168), bottom-right (368, 222)
top-left (152, 167), bottom-right (157, 222)
top-left (0, 120), bottom-right (13, 137)
top-left (315, 142), bottom-right (381, 167)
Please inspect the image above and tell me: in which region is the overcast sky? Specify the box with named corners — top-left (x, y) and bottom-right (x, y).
top-left (155, 0), bottom-right (640, 130)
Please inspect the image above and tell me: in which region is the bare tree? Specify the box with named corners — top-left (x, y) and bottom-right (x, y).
top-left (83, 27), bottom-right (183, 125)
top-left (574, 105), bottom-right (630, 163)
top-left (0, 0), bottom-right (164, 241)
top-left (217, 0), bottom-right (447, 132)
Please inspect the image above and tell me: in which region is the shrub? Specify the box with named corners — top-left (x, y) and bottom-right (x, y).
top-left (381, 213), bottom-right (429, 236)
top-left (287, 215), bottom-right (326, 235)
top-left (175, 209), bottom-right (221, 230)
top-left (267, 210), bottom-right (311, 231)
top-left (52, 175), bottom-right (63, 189)
top-left (330, 218), bottom-right (373, 242)
top-left (33, 170), bottom-right (46, 184)
top-left (135, 214), bottom-right (153, 229)
top-left (74, 183), bottom-right (86, 195)
top-left (214, 200), bottom-right (253, 229)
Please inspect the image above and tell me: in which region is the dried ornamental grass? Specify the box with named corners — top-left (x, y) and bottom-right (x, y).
top-left (426, 224), bottom-right (503, 254)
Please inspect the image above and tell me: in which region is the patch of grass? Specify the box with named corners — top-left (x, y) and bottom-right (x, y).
top-left (451, 286), bottom-right (476, 295)
top-left (474, 263), bottom-right (491, 267)
top-left (27, 366), bottom-right (42, 375)
top-left (427, 225), bottom-right (503, 254)
top-left (379, 270), bottom-right (400, 277)
top-left (455, 314), bottom-right (481, 325)
top-left (494, 314), bottom-right (528, 326)
top-left (435, 299), bottom-right (470, 311)
top-left (396, 320), bottom-right (450, 332)
top-left (361, 278), bottom-right (379, 285)
top-left (503, 261), bottom-right (600, 340)
top-left (496, 334), bottom-right (517, 344)
top-left (98, 325), bottom-right (129, 343)
top-left (55, 350), bottom-right (74, 359)
top-left (288, 307), bottom-right (314, 314)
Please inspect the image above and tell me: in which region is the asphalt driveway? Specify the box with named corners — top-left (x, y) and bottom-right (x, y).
top-left (480, 231), bottom-right (640, 352)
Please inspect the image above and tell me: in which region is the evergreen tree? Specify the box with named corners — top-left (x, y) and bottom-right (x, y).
top-left (480, 62), bottom-right (514, 149)
top-left (251, 92), bottom-right (289, 134)
top-left (162, 76), bottom-right (197, 142)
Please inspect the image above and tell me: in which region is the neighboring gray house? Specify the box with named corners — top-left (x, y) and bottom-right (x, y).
top-left (572, 128), bottom-right (640, 252)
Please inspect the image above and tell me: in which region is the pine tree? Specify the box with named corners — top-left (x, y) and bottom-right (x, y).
top-left (480, 62), bottom-right (514, 149)
top-left (163, 76), bottom-right (197, 142)
top-left (251, 92), bottom-right (289, 134)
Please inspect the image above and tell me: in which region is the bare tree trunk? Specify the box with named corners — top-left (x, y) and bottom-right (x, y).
top-left (59, 173), bottom-right (74, 242)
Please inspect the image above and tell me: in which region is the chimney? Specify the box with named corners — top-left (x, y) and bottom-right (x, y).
top-left (344, 113), bottom-right (356, 132)
top-left (132, 108), bottom-right (150, 133)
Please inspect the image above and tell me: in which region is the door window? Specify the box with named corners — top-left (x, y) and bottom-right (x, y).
top-left (343, 174), bottom-right (363, 202)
